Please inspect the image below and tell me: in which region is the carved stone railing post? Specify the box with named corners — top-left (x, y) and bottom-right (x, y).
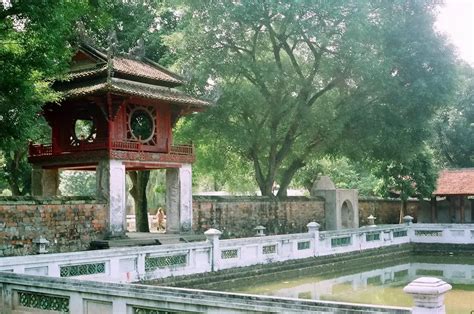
top-left (204, 228), bottom-right (222, 272)
top-left (403, 277), bottom-right (452, 314)
top-left (307, 222), bottom-right (320, 256)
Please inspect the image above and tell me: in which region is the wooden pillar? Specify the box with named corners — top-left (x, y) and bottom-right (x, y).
top-left (460, 196), bottom-right (465, 223)
top-left (430, 196), bottom-right (437, 223)
top-left (448, 197), bottom-right (454, 223)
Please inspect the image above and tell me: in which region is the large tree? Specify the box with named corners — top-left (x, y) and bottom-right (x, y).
top-left (175, 0), bottom-right (455, 197)
top-left (1, 1), bottom-right (177, 233)
top-left (0, 1), bottom-right (91, 195)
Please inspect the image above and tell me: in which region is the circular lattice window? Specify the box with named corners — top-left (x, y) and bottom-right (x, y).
top-left (70, 115), bottom-right (97, 147)
top-left (74, 119), bottom-right (95, 140)
top-left (129, 108), bottom-right (155, 142)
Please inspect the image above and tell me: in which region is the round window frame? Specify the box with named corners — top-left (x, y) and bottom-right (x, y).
top-left (72, 117), bottom-right (96, 143)
top-left (128, 107), bottom-right (155, 143)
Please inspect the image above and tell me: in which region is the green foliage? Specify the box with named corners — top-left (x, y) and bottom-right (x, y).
top-left (431, 64), bottom-right (474, 168)
top-left (146, 170), bottom-right (166, 213)
top-left (175, 119), bottom-right (257, 193)
top-left (375, 149), bottom-right (438, 201)
top-left (82, 0), bottom-right (178, 65)
top-left (1, 1), bottom-right (90, 194)
top-left (174, 0), bottom-right (456, 196)
top-left (59, 171), bottom-right (96, 196)
top-left (294, 157), bottom-right (381, 197)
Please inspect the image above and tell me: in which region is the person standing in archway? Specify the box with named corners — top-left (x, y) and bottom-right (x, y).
top-left (156, 207), bottom-right (166, 232)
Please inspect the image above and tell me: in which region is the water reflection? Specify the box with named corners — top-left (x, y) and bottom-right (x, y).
top-left (222, 256), bottom-right (474, 314)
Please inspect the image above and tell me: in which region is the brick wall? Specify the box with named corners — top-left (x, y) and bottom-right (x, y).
top-left (0, 197), bottom-right (107, 257)
top-left (193, 196), bottom-right (325, 238)
top-left (193, 196), bottom-right (471, 236)
top-left (358, 198), bottom-right (425, 225)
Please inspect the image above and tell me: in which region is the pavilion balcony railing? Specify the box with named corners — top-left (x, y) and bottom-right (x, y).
top-left (28, 141), bottom-right (194, 158)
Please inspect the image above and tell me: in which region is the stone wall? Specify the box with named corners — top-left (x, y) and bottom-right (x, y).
top-left (193, 196), bottom-right (325, 238)
top-left (0, 197), bottom-right (107, 257)
top-left (358, 198), bottom-right (425, 225)
top-left (359, 198), bottom-right (473, 224)
top-left (193, 196), bottom-right (471, 235)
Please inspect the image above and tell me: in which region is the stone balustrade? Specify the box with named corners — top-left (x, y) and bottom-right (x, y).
top-left (409, 223), bottom-right (474, 244)
top-left (0, 272), bottom-right (411, 314)
top-left (0, 223), bottom-right (412, 283)
top-left (1, 222), bottom-right (473, 284)
top-left (1, 222), bottom-right (467, 313)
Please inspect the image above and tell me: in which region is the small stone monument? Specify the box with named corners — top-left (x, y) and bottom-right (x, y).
top-left (33, 236), bottom-right (50, 254)
top-left (367, 215), bottom-right (376, 226)
top-left (254, 225), bottom-right (266, 236)
top-left (403, 215), bottom-right (414, 225)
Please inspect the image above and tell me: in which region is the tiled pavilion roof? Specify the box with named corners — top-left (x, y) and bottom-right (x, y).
top-left (61, 78), bottom-right (210, 107)
top-left (55, 42), bottom-right (210, 110)
top-left (433, 168), bottom-right (474, 196)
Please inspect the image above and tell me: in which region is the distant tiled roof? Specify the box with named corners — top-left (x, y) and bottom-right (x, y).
top-left (434, 168), bottom-right (474, 195)
top-left (62, 78), bottom-right (210, 108)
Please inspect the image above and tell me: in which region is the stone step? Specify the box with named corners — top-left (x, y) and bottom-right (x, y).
top-left (89, 233), bottom-right (206, 249)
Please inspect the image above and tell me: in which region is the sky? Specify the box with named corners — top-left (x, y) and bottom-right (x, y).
top-left (435, 0), bottom-right (474, 66)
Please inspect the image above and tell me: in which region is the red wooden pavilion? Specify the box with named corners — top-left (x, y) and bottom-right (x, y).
top-left (28, 41), bottom-right (210, 237)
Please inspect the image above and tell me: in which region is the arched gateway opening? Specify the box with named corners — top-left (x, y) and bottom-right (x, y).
top-left (340, 200), bottom-right (354, 229)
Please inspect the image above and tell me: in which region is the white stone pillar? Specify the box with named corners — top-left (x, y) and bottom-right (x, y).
top-left (403, 277), bottom-right (452, 314)
top-left (166, 164), bottom-right (193, 233)
top-left (97, 159), bottom-right (126, 237)
top-left (179, 164), bottom-right (193, 232)
top-left (307, 222), bottom-right (320, 257)
top-left (204, 228), bottom-right (222, 271)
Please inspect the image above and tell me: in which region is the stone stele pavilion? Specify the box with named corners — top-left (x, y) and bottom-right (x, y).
top-left (28, 41), bottom-right (210, 238)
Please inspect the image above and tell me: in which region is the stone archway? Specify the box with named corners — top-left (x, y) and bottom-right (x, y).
top-left (311, 176), bottom-right (359, 230)
top-left (341, 200), bottom-right (354, 229)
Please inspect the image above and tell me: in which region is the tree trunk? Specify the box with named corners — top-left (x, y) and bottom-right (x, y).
top-left (251, 154), bottom-right (274, 197)
top-left (4, 148), bottom-right (30, 196)
top-left (399, 198), bottom-right (407, 224)
top-left (277, 159), bottom-right (305, 199)
top-left (129, 170), bottom-right (150, 232)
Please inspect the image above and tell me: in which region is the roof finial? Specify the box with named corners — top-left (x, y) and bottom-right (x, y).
top-left (107, 29), bottom-right (118, 58)
top-left (106, 29), bottom-right (117, 83)
top-left (128, 37), bottom-right (145, 60)
top-left (76, 21), bottom-right (87, 41)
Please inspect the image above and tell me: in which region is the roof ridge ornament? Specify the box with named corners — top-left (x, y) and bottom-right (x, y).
top-left (76, 21), bottom-right (97, 48)
top-left (128, 37), bottom-right (146, 60)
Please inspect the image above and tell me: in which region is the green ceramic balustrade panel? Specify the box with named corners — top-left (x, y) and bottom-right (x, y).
top-left (262, 245), bottom-right (276, 254)
top-left (60, 262), bottom-right (106, 277)
top-left (366, 232), bottom-right (381, 242)
top-left (18, 290), bottom-right (69, 313)
top-left (221, 249), bottom-right (239, 259)
top-left (145, 254), bottom-right (187, 272)
top-left (297, 241), bottom-right (310, 250)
